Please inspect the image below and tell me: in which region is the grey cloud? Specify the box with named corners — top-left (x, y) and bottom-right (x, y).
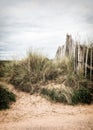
top-left (85, 15), bottom-right (93, 24)
top-left (0, 0), bottom-right (93, 60)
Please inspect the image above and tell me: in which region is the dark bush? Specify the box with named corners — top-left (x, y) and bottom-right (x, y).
top-left (0, 84), bottom-right (16, 110)
top-left (72, 87), bottom-right (92, 104)
top-left (40, 88), bottom-right (66, 103)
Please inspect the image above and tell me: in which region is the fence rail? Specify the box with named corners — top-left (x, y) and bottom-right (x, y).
top-left (85, 63), bottom-right (93, 70)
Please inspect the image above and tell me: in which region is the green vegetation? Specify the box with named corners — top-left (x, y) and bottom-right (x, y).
top-left (40, 86), bottom-right (73, 104)
top-left (41, 88), bottom-right (66, 103)
top-left (0, 51), bottom-right (92, 105)
top-left (0, 51), bottom-right (62, 93)
top-left (0, 83), bottom-right (16, 110)
top-left (41, 86), bottom-right (92, 105)
top-left (72, 87), bottom-right (92, 104)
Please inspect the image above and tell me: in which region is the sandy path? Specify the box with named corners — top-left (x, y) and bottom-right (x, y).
top-left (0, 82), bottom-right (93, 130)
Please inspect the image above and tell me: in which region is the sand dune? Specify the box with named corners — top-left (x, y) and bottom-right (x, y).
top-left (0, 82), bottom-right (93, 130)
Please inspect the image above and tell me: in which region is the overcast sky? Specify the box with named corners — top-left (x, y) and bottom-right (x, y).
top-left (0, 0), bottom-right (93, 60)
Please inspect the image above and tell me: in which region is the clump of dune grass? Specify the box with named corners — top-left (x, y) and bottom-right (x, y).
top-left (72, 87), bottom-right (92, 104)
top-left (9, 52), bottom-right (47, 92)
top-left (41, 85), bottom-right (92, 104)
top-left (1, 50), bottom-right (61, 93)
top-left (43, 60), bottom-right (60, 82)
top-left (0, 61), bottom-right (12, 79)
top-left (40, 85), bottom-right (73, 104)
top-left (0, 83), bottom-right (16, 110)
top-left (55, 57), bottom-right (89, 89)
top-left (41, 88), bottom-right (67, 103)
top-left (55, 57), bottom-right (78, 86)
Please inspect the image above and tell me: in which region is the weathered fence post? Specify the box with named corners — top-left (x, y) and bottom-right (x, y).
top-left (85, 47), bottom-right (89, 78)
top-left (74, 44), bottom-right (78, 73)
top-left (90, 48), bottom-right (92, 80)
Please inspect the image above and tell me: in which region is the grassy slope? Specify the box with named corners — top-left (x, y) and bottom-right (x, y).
top-left (0, 51), bottom-right (92, 105)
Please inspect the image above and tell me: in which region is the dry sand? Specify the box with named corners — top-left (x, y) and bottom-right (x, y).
top-left (0, 82), bottom-right (93, 130)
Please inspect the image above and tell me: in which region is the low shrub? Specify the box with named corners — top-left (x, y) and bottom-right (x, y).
top-left (72, 87), bottom-right (92, 104)
top-left (41, 86), bottom-right (92, 105)
top-left (65, 72), bottom-right (78, 87)
top-left (41, 88), bottom-right (67, 103)
top-left (0, 84), bottom-right (16, 110)
top-left (43, 61), bottom-right (59, 81)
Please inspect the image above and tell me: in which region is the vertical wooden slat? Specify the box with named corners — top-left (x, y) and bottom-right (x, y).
top-left (76, 44), bottom-right (78, 72)
top-left (83, 46), bottom-right (85, 74)
top-left (74, 45), bottom-right (76, 72)
top-left (74, 44), bottom-right (77, 73)
top-left (85, 47), bottom-right (89, 78)
top-left (90, 48), bottom-right (92, 80)
top-left (78, 43), bottom-right (83, 71)
top-left (78, 44), bottom-right (80, 71)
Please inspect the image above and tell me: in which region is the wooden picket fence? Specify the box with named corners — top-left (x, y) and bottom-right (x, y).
top-left (74, 44), bottom-right (93, 81)
top-left (56, 34), bottom-right (93, 81)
